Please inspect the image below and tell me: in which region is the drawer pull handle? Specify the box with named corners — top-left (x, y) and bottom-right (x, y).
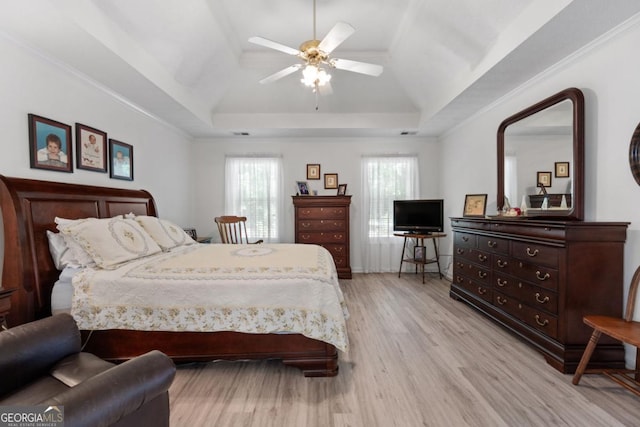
top-left (497, 259), bottom-right (508, 268)
top-left (477, 287), bottom-right (487, 295)
top-left (456, 262), bottom-right (464, 268)
top-left (456, 248), bottom-right (465, 255)
top-left (478, 254), bottom-right (487, 262)
top-left (535, 293), bottom-right (550, 304)
top-left (536, 271), bottom-right (550, 281)
top-left (526, 247), bottom-right (539, 257)
top-left (487, 241), bottom-right (497, 248)
top-left (497, 278), bottom-right (507, 287)
top-left (462, 236), bottom-right (469, 242)
top-left (477, 271), bottom-right (487, 279)
top-left (497, 296), bottom-right (507, 305)
top-left (535, 315), bottom-right (549, 327)
top-left (456, 276), bottom-right (464, 283)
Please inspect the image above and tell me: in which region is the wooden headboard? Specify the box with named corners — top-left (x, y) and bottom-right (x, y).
top-left (0, 175), bottom-right (157, 326)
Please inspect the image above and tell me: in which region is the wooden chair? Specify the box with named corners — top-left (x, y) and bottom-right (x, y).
top-left (572, 265), bottom-right (640, 395)
top-left (214, 216), bottom-right (263, 244)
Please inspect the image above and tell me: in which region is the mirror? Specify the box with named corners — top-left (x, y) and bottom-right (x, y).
top-left (498, 88), bottom-right (584, 220)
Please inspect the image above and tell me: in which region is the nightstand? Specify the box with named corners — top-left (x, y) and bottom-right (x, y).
top-left (0, 288), bottom-right (15, 330)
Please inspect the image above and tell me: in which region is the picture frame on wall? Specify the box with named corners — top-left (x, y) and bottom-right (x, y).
top-left (537, 171), bottom-right (552, 187)
top-left (307, 164), bottom-right (320, 180)
top-left (76, 123), bottom-right (107, 172)
top-left (324, 173), bottom-right (338, 189)
top-left (109, 139), bottom-right (133, 181)
top-left (555, 161), bottom-right (570, 178)
top-left (463, 194), bottom-right (488, 217)
top-left (28, 114), bottom-right (73, 173)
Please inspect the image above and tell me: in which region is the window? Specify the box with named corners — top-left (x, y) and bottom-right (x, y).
top-left (362, 156), bottom-right (420, 238)
top-left (360, 156), bottom-right (419, 272)
top-left (224, 156), bottom-right (283, 242)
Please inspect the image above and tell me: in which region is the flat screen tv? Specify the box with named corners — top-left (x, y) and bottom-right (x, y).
top-left (393, 199), bottom-right (444, 234)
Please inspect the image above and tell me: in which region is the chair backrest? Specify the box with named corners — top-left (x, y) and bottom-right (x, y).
top-left (624, 265), bottom-right (640, 321)
top-left (215, 216), bottom-right (250, 244)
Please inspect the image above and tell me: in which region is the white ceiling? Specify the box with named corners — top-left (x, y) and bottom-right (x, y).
top-left (2, 0), bottom-right (640, 139)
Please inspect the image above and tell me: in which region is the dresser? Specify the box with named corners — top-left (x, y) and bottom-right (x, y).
top-left (292, 195), bottom-right (352, 279)
top-left (450, 217), bottom-right (628, 374)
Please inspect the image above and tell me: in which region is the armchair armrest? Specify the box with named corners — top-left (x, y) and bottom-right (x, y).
top-left (43, 350), bottom-right (176, 427)
top-left (0, 314), bottom-right (80, 395)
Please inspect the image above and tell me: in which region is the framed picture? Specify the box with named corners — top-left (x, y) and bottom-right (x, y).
top-left (555, 162), bottom-right (570, 178)
top-left (76, 123), bottom-right (107, 172)
top-left (183, 228), bottom-right (197, 240)
top-left (414, 245), bottom-right (425, 262)
top-left (296, 180), bottom-right (309, 195)
top-left (537, 171), bottom-right (552, 187)
top-left (324, 173), bottom-right (338, 189)
top-left (28, 114), bottom-right (73, 173)
top-left (463, 194), bottom-right (488, 217)
top-left (109, 139), bottom-right (133, 181)
top-left (307, 164), bottom-right (320, 180)
top-left (337, 183), bottom-right (347, 195)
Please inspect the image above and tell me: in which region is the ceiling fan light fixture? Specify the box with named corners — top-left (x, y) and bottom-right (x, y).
top-left (301, 65), bottom-right (331, 88)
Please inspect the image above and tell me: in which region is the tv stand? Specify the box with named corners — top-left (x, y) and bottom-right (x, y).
top-left (394, 232), bottom-right (445, 283)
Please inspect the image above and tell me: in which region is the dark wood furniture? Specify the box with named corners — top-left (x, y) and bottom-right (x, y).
top-left (0, 175), bottom-right (338, 377)
top-left (528, 194), bottom-right (572, 209)
top-left (450, 216), bottom-right (628, 374)
top-left (573, 265), bottom-right (640, 395)
top-left (0, 288), bottom-right (15, 329)
top-left (394, 232), bottom-right (445, 283)
top-left (292, 195), bottom-right (352, 279)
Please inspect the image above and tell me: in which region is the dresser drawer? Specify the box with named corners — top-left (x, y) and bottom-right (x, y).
top-left (454, 232), bottom-right (476, 248)
top-left (298, 232), bottom-right (347, 244)
top-left (297, 207), bottom-right (346, 219)
top-left (494, 290), bottom-right (558, 339)
top-left (511, 241), bottom-right (559, 268)
top-left (298, 219), bottom-right (347, 231)
top-left (454, 274), bottom-right (492, 303)
top-left (477, 235), bottom-right (509, 254)
top-left (493, 272), bottom-right (558, 314)
top-left (511, 260), bottom-right (559, 291)
top-left (459, 262), bottom-right (491, 286)
top-left (322, 244), bottom-right (348, 260)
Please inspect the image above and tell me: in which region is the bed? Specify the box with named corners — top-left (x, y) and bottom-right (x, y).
top-left (0, 175), bottom-right (346, 377)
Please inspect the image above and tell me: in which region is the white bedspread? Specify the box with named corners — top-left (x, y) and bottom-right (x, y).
top-left (71, 244), bottom-right (349, 352)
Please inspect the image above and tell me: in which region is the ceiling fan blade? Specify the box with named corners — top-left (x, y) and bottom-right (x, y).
top-left (248, 36), bottom-right (300, 56)
top-left (259, 64), bottom-right (302, 84)
top-left (331, 58), bottom-right (383, 76)
top-left (318, 22), bottom-right (355, 54)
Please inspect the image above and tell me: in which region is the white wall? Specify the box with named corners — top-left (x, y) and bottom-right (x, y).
top-left (0, 35), bottom-right (193, 221)
top-left (440, 17), bottom-right (640, 366)
top-left (191, 137), bottom-right (440, 272)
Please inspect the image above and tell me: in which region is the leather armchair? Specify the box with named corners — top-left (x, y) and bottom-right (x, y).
top-left (0, 313), bottom-right (176, 427)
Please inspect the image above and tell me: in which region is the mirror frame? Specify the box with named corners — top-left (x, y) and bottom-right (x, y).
top-left (497, 87), bottom-right (585, 220)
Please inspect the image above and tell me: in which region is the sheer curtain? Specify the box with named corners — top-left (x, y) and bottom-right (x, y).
top-left (224, 156), bottom-right (284, 242)
top-left (360, 156), bottom-right (419, 272)
top-left (504, 155), bottom-right (518, 208)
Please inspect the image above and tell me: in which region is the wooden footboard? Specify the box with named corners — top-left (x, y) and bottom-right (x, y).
top-left (81, 329), bottom-right (339, 377)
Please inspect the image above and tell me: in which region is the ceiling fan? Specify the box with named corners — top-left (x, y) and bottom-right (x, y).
top-left (248, 0), bottom-right (383, 94)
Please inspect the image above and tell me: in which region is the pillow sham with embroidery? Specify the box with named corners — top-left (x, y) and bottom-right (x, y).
top-left (59, 217), bottom-right (162, 269)
top-left (134, 215), bottom-right (196, 251)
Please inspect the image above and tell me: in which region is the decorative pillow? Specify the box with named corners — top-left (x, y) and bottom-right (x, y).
top-left (46, 230), bottom-right (81, 270)
top-left (54, 217), bottom-right (97, 268)
top-left (59, 217), bottom-right (162, 269)
top-left (134, 215), bottom-right (196, 251)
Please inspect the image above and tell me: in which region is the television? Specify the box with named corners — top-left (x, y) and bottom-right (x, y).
top-left (393, 199), bottom-right (444, 234)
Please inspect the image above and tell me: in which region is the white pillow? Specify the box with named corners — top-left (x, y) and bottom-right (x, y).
top-left (54, 217), bottom-right (97, 268)
top-left (46, 230), bottom-right (81, 270)
top-left (134, 215), bottom-right (196, 251)
top-left (59, 217), bottom-right (162, 269)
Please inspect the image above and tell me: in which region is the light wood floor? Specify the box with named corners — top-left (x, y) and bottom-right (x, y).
top-left (169, 273), bottom-right (640, 426)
